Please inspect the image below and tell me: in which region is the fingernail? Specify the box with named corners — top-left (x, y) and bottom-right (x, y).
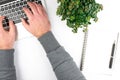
top-left (33, 2), bottom-right (36, 4)
top-left (20, 18), bottom-right (23, 21)
top-left (27, 2), bottom-right (31, 4)
top-left (10, 20), bottom-right (13, 22)
top-left (9, 20), bottom-right (14, 23)
top-left (22, 7), bottom-right (26, 9)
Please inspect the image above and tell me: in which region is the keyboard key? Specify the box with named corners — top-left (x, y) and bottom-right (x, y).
top-left (9, 5), bottom-right (12, 9)
top-left (15, 7), bottom-right (19, 11)
top-left (12, 9), bottom-right (15, 12)
top-left (13, 12), bottom-right (17, 16)
top-left (5, 6), bottom-right (8, 10)
top-left (19, 6), bottom-right (23, 10)
top-left (16, 3), bottom-right (19, 7)
top-left (12, 4), bottom-right (15, 8)
top-left (20, 2), bottom-right (23, 6)
top-left (4, 11), bottom-right (8, 15)
top-left (1, 8), bottom-right (4, 11)
top-left (23, 1), bottom-right (27, 5)
top-left (8, 10), bottom-right (11, 13)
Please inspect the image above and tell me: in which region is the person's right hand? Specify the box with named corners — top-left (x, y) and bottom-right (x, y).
top-left (21, 2), bottom-right (51, 38)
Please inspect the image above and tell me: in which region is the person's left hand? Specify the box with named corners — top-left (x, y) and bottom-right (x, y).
top-left (0, 16), bottom-right (17, 50)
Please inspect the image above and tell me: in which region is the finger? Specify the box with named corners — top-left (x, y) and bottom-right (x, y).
top-left (33, 2), bottom-right (42, 15)
top-left (41, 5), bottom-right (47, 14)
top-left (27, 2), bottom-right (39, 15)
top-left (0, 16), bottom-right (5, 31)
top-left (21, 18), bottom-right (30, 31)
top-left (9, 20), bottom-right (18, 40)
top-left (34, 3), bottom-right (44, 15)
top-left (9, 20), bottom-right (16, 34)
top-left (23, 7), bottom-right (33, 20)
top-left (34, 3), bottom-right (48, 17)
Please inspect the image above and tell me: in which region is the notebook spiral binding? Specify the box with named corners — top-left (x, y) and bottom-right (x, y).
top-left (80, 30), bottom-right (88, 71)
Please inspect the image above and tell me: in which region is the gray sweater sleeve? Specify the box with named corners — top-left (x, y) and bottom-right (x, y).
top-left (39, 31), bottom-right (86, 80)
top-left (0, 49), bottom-right (16, 80)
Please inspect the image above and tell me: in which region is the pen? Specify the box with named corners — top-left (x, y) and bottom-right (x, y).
top-left (109, 41), bottom-right (115, 69)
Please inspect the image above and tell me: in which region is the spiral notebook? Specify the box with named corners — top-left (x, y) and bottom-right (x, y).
top-left (81, 32), bottom-right (119, 80)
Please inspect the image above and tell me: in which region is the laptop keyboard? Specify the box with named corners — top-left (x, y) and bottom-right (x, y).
top-left (0, 0), bottom-right (42, 30)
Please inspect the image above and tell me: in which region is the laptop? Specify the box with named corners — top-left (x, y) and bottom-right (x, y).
top-left (0, 0), bottom-right (47, 40)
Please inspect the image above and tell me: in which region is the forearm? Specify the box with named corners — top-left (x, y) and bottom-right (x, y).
top-left (39, 31), bottom-right (86, 80)
top-left (0, 49), bottom-right (16, 80)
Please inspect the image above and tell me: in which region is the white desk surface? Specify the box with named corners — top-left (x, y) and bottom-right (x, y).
top-left (14, 0), bottom-right (120, 80)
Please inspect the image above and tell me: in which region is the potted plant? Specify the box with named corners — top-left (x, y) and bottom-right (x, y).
top-left (56, 0), bottom-right (103, 33)
top-left (56, 0), bottom-right (103, 70)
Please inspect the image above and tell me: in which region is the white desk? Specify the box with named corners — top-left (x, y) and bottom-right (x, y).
top-left (14, 0), bottom-right (120, 80)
